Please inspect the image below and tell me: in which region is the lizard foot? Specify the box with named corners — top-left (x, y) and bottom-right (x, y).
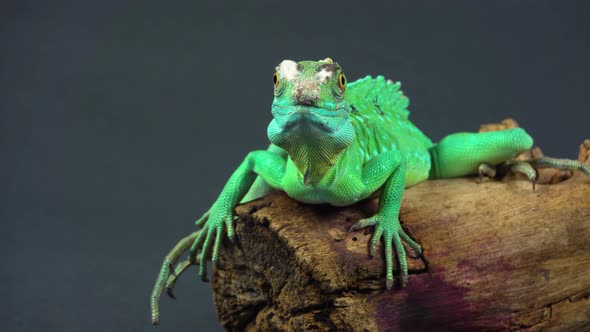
top-left (478, 157), bottom-right (589, 190)
top-left (478, 161), bottom-right (538, 190)
top-left (150, 231), bottom-right (199, 325)
top-left (151, 206), bottom-right (236, 325)
top-left (189, 208), bottom-right (234, 283)
top-left (349, 215), bottom-right (422, 289)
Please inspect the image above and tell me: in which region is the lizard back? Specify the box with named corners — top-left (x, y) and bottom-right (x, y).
top-left (345, 75), bottom-right (433, 185)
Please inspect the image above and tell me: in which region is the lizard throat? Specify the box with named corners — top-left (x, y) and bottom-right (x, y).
top-left (267, 117), bottom-right (355, 185)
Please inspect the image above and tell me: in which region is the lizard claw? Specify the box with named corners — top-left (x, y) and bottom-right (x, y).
top-left (166, 287), bottom-right (176, 300)
top-left (228, 233), bottom-right (236, 243)
top-left (400, 274), bottom-right (408, 288)
top-left (386, 277), bottom-right (394, 290)
top-left (349, 217), bottom-right (377, 232)
top-left (478, 163), bottom-right (496, 183)
top-left (164, 259), bottom-right (194, 300)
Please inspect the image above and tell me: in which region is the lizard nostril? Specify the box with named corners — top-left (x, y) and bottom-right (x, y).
top-left (297, 97), bottom-right (314, 107)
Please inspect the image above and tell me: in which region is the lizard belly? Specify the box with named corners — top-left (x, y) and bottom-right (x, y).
top-left (283, 185), bottom-right (367, 206)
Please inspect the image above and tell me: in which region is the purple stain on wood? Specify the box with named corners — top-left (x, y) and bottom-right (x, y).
top-left (374, 272), bottom-right (471, 331)
top-left (373, 270), bottom-right (509, 331)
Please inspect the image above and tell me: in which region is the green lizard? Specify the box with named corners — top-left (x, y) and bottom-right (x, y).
top-left (150, 58), bottom-right (589, 325)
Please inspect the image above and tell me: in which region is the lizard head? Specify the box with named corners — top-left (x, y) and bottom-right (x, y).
top-left (267, 58), bottom-right (355, 183)
top-left (268, 58), bottom-right (353, 138)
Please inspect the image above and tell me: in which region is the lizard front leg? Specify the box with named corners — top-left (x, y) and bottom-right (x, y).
top-left (150, 150), bottom-right (286, 325)
top-left (190, 151), bottom-right (285, 280)
top-left (349, 150), bottom-right (421, 289)
top-left (189, 150), bottom-right (286, 278)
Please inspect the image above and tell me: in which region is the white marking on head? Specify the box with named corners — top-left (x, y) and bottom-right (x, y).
top-left (278, 60), bottom-right (299, 81)
top-left (316, 68), bottom-right (333, 83)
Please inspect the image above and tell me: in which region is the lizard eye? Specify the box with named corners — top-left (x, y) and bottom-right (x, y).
top-left (273, 72), bottom-right (279, 87)
top-left (338, 72), bottom-right (346, 90)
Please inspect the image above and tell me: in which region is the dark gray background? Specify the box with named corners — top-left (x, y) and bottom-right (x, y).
top-left (2, 1), bottom-right (589, 331)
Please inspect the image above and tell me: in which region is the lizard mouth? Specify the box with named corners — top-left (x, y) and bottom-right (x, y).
top-left (276, 106), bottom-right (342, 134)
top-left (271, 105), bottom-right (349, 134)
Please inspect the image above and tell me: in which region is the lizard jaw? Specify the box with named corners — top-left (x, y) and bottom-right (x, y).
top-left (270, 105), bottom-right (349, 135)
top-left (279, 107), bottom-right (336, 134)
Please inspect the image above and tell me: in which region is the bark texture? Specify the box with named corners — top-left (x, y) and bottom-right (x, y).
top-left (212, 123), bottom-right (590, 331)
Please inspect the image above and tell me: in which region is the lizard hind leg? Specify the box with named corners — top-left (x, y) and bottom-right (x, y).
top-left (430, 128), bottom-right (534, 179)
top-left (433, 128), bottom-right (589, 186)
top-left (477, 157), bottom-right (590, 190)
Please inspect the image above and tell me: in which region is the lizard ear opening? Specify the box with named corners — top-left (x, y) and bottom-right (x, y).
top-left (338, 72), bottom-right (346, 91)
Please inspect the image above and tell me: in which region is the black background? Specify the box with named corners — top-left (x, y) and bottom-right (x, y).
top-left (3, 1), bottom-right (589, 331)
